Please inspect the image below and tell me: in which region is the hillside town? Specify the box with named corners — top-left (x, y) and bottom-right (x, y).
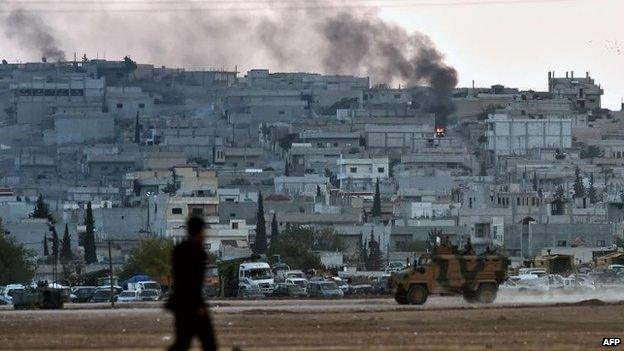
top-left (1, 57), bottom-right (623, 294)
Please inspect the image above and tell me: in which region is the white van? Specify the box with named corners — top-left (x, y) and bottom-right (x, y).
top-left (239, 262), bottom-right (274, 294)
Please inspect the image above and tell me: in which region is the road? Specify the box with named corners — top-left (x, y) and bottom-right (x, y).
top-left (1, 294), bottom-right (623, 350)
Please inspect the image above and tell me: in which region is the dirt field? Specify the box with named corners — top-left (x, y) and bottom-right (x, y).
top-left (1, 298), bottom-right (623, 350)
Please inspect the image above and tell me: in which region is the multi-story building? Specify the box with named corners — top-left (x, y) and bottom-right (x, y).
top-left (485, 114), bottom-right (572, 158)
top-left (337, 156), bottom-right (389, 194)
top-left (548, 71), bottom-right (603, 111)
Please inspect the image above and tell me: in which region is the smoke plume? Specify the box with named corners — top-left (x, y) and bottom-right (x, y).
top-left (0, 2), bottom-right (457, 122)
top-left (3, 9), bottom-right (66, 62)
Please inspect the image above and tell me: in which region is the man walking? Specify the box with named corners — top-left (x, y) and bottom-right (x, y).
top-left (167, 216), bottom-right (217, 351)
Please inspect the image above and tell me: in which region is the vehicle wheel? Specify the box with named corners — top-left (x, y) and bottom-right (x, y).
top-left (477, 283), bottom-right (497, 304)
top-left (394, 293), bottom-right (408, 305)
top-left (463, 290), bottom-right (478, 303)
top-left (407, 285), bottom-right (428, 305)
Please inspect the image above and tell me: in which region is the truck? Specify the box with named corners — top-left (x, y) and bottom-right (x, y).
top-left (239, 262), bottom-right (274, 294)
top-left (12, 285), bottom-right (64, 310)
top-left (388, 242), bottom-right (509, 305)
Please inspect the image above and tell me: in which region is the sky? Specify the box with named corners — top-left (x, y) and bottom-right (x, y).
top-left (0, 0), bottom-right (622, 109)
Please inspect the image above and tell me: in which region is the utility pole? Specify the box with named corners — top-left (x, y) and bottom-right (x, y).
top-left (108, 240), bottom-right (114, 309)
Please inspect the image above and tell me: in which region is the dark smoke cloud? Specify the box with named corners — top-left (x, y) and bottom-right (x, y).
top-left (3, 8), bottom-right (66, 62)
top-left (316, 12), bottom-right (457, 124)
top-left (0, 2), bottom-right (456, 122)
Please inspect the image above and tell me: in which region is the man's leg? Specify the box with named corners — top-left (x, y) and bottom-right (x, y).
top-left (197, 308), bottom-right (217, 351)
top-left (169, 312), bottom-right (194, 351)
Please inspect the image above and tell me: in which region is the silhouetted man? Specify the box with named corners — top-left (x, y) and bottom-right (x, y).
top-left (167, 216), bottom-right (217, 351)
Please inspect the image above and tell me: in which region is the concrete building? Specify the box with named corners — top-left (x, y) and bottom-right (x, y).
top-left (274, 174), bottom-right (328, 197)
top-left (337, 156), bottom-right (389, 193)
top-left (45, 113), bottom-right (115, 144)
top-left (485, 114), bottom-right (572, 158)
top-left (364, 124), bottom-right (433, 156)
top-left (205, 219), bottom-right (253, 252)
top-left (105, 87), bottom-right (154, 120)
top-left (548, 71), bottom-right (603, 111)
top-left (148, 194), bottom-right (219, 241)
top-left (299, 131), bottom-right (361, 151)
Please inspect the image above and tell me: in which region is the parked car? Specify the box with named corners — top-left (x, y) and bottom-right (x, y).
top-left (371, 275), bottom-right (392, 294)
top-left (273, 283), bottom-right (308, 298)
top-left (385, 261), bottom-right (407, 273)
top-left (237, 285), bottom-right (265, 299)
top-left (329, 277), bottom-right (350, 294)
top-left (307, 281), bottom-right (344, 298)
top-left (139, 289), bottom-right (160, 301)
top-left (90, 289), bottom-right (118, 303)
top-left (0, 284), bottom-right (25, 305)
top-left (285, 278), bottom-right (308, 291)
top-left (117, 290), bottom-right (140, 303)
top-left (71, 286), bottom-right (97, 303)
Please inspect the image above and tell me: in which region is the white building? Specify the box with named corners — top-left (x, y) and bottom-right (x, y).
top-left (337, 156), bottom-right (389, 193)
top-left (485, 114), bottom-right (572, 157)
top-left (205, 219), bottom-right (253, 252)
top-left (274, 174), bottom-right (328, 197)
top-left (148, 194), bottom-right (219, 241)
top-left (106, 86), bottom-right (154, 120)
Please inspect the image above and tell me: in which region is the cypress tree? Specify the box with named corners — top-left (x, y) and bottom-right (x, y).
top-left (61, 223), bottom-right (72, 262)
top-left (270, 213), bottom-right (279, 248)
top-left (32, 194), bottom-right (55, 223)
top-left (588, 173), bottom-right (597, 203)
top-left (371, 179), bottom-right (382, 217)
top-left (367, 230), bottom-right (383, 270)
top-left (84, 201), bottom-right (97, 264)
top-left (573, 166), bottom-right (585, 198)
top-left (254, 192), bottom-right (267, 254)
top-left (43, 234), bottom-right (49, 257)
top-left (51, 227), bottom-right (59, 265)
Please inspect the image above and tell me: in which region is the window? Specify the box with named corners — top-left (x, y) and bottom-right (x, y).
top-left (70, 89), bottom-right (84, 96)
top-left (191, 208), bottom-right (203, 216)
top-left (138, 103), bottom-right (145, 109)
top-left (116, 103), bottom-right (123, 109)
top-left (557, 240), bottom-right (567, 247)
top-left (171, 208), bottom-right (183, 215)
top-left (378, 167), bottom-right (385, 173)
top-left (232, 222), bottom-right (239, 229)
top-left (279, 111), bottom-right (285, 115)
top-left (247, 162), bottom-right (255, 167)
top-left (394, 93), bottom-right (401, 99)
top-left (349, 167), bottom-right (357, 173)
top-left (230, 213), bottom-right (236, 217)
top-left (232, 162), bottom-right (238, 167)
top-left (596, 240), bottom-right (606, 246)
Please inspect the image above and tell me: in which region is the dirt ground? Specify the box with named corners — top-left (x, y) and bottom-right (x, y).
top-left (1, 298), bottom-right (623, 351)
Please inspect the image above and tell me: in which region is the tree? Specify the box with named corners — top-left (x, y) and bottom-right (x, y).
top-left (254, 192), bottom-right (267, 255)
top-left (50, 226), bottom-right (59, 265)
top-left (134, 110), bottom-right (141, 144)
top-left (83, 201), bottom-right (97, 264)
top-left (270, 213), bottom-right (279, 248)
top-left (371, 179), bottom-right (382, 217)
top-left (358, 232), bottom-right (368, 270)
top-left (267, 226), bottom-right (343, 271)
top-left (316, 184), bottom-right (322, 197)
top-left (60, 223), bottom-right (72, 263)
top-left (532, 171), bottom-right (538, 191)
top-left (588, 173), bottom-right (597, 203)
top-left (118, 238), bottom-right (174, 285)
top-left (366, 230), bottom-right (383, 270)
top-left (573, 166), bottom-right (585, 198)
top-left (43, 234), bottom-right (49, 257)
top-left (555, 184), bottom-right (565, 200)
top-left (284, 161), bottom-right (290, 176)
top-left (580, 145), bottom-right (603, 159)
top-left (479, 161), bottom-right (487, 177)
top-left (0, 231), bottom-right (35, 285)
top-left (31, 194), bottom-right (55, 223)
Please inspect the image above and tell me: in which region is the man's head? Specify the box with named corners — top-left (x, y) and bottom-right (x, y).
top-left (186, 216), bottom-right (205, 242)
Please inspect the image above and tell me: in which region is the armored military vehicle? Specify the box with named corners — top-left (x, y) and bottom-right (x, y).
top-left (389, 243), bottom-right (509, 305)
top-left (12, 286), bottom-right (64, 310)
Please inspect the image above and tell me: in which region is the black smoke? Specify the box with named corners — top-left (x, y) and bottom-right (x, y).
top-left (3, 9), bottom-right (66, 62)
top-left (317, 13), bottom-right (457, 126)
